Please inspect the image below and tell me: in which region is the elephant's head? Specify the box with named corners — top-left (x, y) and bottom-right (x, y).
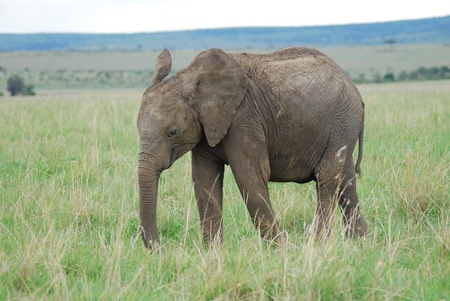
top-left (137, 48), bottom-right (248, 249)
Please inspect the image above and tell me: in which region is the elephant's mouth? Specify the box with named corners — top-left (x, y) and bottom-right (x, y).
top-left (169, 142), bottom-right (196, 166)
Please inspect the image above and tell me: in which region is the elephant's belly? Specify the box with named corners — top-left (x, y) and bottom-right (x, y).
top-left (269, 158), bottom-right (316, 183)
top-left (267, 135), bottom-right (324, 183)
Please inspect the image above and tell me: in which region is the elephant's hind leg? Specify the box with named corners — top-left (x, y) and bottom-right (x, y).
top-left (312, 144), bottom-right (350, 239)
top-left (312, 175), bottom-right (340, 239)
top-left (312, 144), bottom-right (368, 239)
top-left (338, 159), bottom-right (368, 237)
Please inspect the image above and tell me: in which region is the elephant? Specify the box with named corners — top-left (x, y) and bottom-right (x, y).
top-left (137, 46), bottom-right (368, 250)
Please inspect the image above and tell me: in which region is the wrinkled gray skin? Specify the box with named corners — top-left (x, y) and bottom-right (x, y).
top-left (137, 47), bottom-right (368, 249)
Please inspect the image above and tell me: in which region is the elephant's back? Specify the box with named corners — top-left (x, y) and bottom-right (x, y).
top-left (230, 46), bottom-right (328, 62)
top-left (231, 47), bottom-right (354, 98)
top-left (230, 47), bottom-right (343, 75)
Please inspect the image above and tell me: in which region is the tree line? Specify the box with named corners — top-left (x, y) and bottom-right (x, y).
top-left (396, 66), bottom-right (450, 81)
top-left (1, 65), bottom-right (450, 96)
top-left (352, 65), bottom-right (450, 84)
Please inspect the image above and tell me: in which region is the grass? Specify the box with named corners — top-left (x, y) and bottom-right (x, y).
top-left (1, 81), bottom-right (449, 300)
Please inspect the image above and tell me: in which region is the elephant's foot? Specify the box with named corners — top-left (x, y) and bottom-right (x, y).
top-left (256, 218), bottom-right (286, 246)
top-left (265, 230), bottom-right (287, 247)
top-left (306, 221), bottom-right (331, 242)
top-left (146, 239), bottom-right (161, 254)
top-left (345, 211), bottom-right (368, 238)
top-left (201, 216), bottom-right (223, 244)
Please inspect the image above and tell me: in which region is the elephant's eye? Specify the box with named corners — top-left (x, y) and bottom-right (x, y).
top-left (167, 127), bottom-right (178, 138)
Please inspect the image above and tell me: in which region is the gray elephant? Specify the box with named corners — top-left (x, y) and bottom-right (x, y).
top-left (137, 47), bottom-right (368, 249)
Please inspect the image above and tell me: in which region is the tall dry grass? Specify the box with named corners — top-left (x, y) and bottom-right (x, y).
top-left (1, 81), bottom-right (449, 300)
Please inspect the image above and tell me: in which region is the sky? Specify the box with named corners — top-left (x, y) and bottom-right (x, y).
top-left (0, 0), bottom-right (449, 33)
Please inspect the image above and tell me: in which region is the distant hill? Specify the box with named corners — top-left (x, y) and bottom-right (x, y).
top-left (1, 16), bottom-right (449, 51)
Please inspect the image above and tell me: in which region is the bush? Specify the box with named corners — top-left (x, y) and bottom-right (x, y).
top-left (383, 72), bottom-right (395, 82)
top-left (7, 75), bottom-right (25, 96)
top-left (7, 75), bottom-right (35, 96)
top-left (26, 84), bottom-right (36, 95)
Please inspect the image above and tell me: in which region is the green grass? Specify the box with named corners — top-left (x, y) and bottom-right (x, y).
top-left (1, 81), bottom-right (449, 300)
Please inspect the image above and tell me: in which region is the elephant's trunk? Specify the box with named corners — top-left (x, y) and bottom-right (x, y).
top-left (138, 153), bottom-right (161, 249)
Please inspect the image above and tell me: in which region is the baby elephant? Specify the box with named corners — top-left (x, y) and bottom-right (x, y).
top-left (137, 47), bottom-right (368, 249)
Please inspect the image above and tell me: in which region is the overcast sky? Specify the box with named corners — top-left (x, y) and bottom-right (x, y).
top-left (1, 0), bottom-right (449, 33)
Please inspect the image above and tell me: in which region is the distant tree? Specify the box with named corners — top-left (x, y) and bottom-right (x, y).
top-left (383, 72), bottom-right (395, 82)
top-left (352, 73), bottom-right (366, 84)
top-left (385, 39), bottom-right (397, 51)
top-left (409, 70), bottom-right (418, 80)
top-left (385, 38), bottom-right (396, 45)
top-left (397, 70), bottom-right (408, 81)
top-left (439, 66), bottom-right (450, 79)
top-left (7, 75), bottom-right (35, 96)
top-left (0, 66), bottom-right (6, 72)
top-left (416, 67), bottom-right (428, 80)
top-left (427, 67), bottom-right (439, 79)
top-left (370, 69), bottom-right (382, 83)
top-left (7, 75), bottom-right (26, 96)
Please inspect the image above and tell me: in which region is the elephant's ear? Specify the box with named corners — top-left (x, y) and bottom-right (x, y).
top-left (188, 49), bottom-right (248, 147)
top-left (151, 48), bottom-right (172, 85)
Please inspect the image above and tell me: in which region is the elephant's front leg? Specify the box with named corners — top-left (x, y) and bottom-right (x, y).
top-left (230, 157), bottom-right (284, 243)
top-left (192, 150), bottom-right (224, 243)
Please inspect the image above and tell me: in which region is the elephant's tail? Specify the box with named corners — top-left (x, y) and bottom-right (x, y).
top-left (355, 118), bottom-right (364, 175)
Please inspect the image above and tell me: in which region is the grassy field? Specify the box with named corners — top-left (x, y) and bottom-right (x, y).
top-left (1, 80), bottom-right (449, 300)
